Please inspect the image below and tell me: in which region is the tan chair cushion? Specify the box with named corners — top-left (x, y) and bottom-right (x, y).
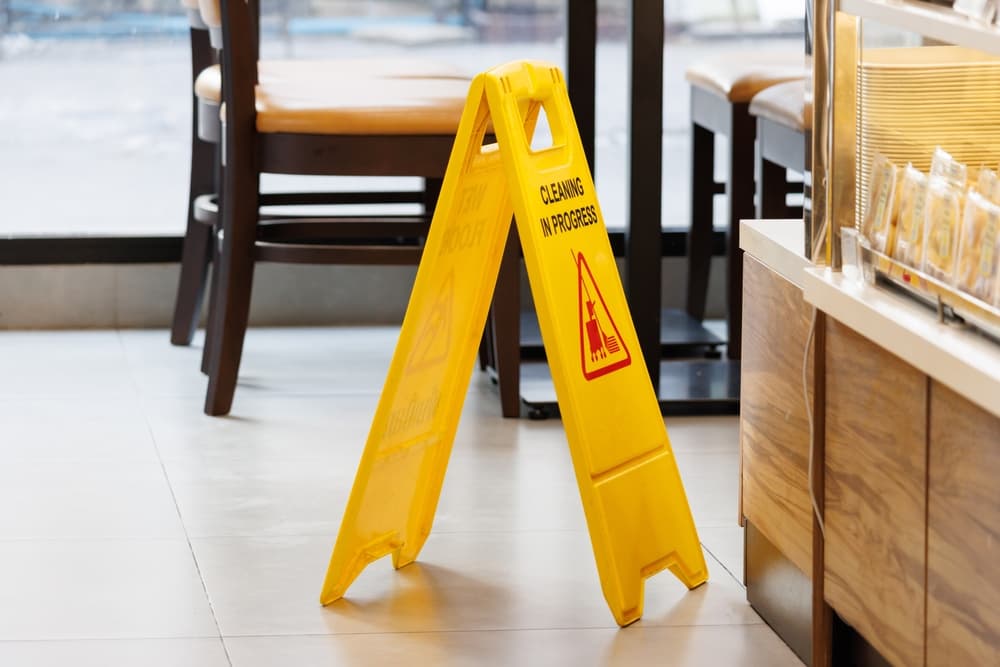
top-left (197, 0), bottom-right (221, 29)
top-left (749, 79), bottom-right (813, 132)
top-left (194, 59), bottom-right (471, 104)
top-left (685, 53), bottom-right (807, 102)
top-left (219, 76), bottom-right (471, 135)
top-left (181, 0), bottom-right (199, 10)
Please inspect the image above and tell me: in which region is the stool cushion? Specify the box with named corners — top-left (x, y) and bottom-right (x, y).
top-left (685, 54), bottom-right (806, 103)
top-left (218, 76), bottom-right (471, 135)
top-left (196, 0), bottom-right (221, 29)
top-left (181, 0), bottom-right (199, 10)
top-left (194, 59), bottom-right (471, 104)
top-left (749, 80), bottom-right (813, 132)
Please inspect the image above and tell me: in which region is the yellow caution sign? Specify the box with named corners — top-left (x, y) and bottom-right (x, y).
top-left (320, 61), bottom-right (708, 627)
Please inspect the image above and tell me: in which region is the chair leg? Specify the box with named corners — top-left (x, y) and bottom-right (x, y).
top-left (170, 131), bottom-right (216, 346)
top-left (686, 121), bottom-right (715, 322)
top-left (478, 324), bottom-right (491, 371)
top-left (204, 166), bottom-right (259, 416)
top-left (200, 233), bottom-right (220, 376)
top-left (726, 104), bottom-right (756, 360)
top-left (422, 177), bottom-right (443, 219)
top-left (492, 223), bottom-right (521, 418)
top-left (757, 155), bottom-right (788, 219)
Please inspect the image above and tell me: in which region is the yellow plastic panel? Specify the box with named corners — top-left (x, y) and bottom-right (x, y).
top-left (321, 61), bottom-right (707, 627)
top-left (485, 61), bottom-right (708, 625)
top-left (319, 77), bottom-right (518, 604)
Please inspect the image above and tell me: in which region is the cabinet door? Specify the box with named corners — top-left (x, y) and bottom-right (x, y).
top-left (740, 254), bottom-right (813, 575)
top-left (927, 381), bottom-right (1000, 666)
top-left (825, 320), bottom-right (927, 667)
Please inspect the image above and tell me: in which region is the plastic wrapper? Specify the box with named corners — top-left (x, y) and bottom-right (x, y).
top-left (862, 154), bottom-right (898, 252)
top-left (921, 176), bottom-right (964, 282)
top-left (955, 189), bottom-right (1000, 302)
top-left (980, 167), bottom-right (1000, 204)
top-left (893, 165), bottom-right (929, 267)
top-left (930, 147), bottom-right (968, 187)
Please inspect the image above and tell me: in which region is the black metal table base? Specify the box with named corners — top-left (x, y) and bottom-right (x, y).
top-left (515, 357), bottom-right (740, 419)
top-left (485, 307), bottom-right (739, 418)
top-left (518, 308), bottom-right (725, 360)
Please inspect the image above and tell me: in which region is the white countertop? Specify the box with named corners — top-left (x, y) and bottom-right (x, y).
top-left (739, 219), bottom-right (809, 288)
top-left (741, 218), bottom-right (1000, 417)
top-left (802, 268), bottom-right (1000, 417)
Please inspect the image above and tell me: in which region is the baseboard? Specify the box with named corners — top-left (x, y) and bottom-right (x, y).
top-left (0, 257), bottom-right (726, 329)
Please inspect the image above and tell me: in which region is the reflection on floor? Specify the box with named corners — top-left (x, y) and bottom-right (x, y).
top-left (0, 327), bottom-right (801, 666)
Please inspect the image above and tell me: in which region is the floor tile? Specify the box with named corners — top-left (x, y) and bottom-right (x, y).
top-left (0, 540), bottom-right (218, 640)
top-left (120, 327), bottom-right (398, 401)
top-left (192, 532), bottom-right (759, 638)
top-left (674, 450), bottom-right (742, 528)
top-left (0, 331), bottom-right (134, 398)
top-left (699, 524), bottom-right (746, 585)
top-left (664, 415), bottom-right (740, 453)
top-left (0, 399), bottom-right (159, 464)
top-left (164, 456), bottom-right (354, 539)
top-left (0, 638), bottom-right (229, 667)
top-left (0, 461), bottom-right (184, 539)
top-left (144, 394), bottom-right (378, 465)
top-left (226, 625), bottom-right (802, 667)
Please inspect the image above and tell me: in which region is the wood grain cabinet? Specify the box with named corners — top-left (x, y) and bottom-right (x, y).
top-left (927, 382), bottom-right (1000, 666)
top-left (741, 254), bottom-right (815, 575)
top-left (824, 320), bottom-right (928, 667)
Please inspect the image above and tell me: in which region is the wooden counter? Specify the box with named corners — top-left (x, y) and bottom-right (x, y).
top-left (740, 219), bottom-right (1000, 666)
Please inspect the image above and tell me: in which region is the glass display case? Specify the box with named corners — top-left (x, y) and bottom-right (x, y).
top-left (816, 0), bottom-right (1000, 337)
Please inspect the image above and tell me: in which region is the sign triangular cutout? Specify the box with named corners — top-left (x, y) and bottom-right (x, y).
top-left (576, 251), bottom-right (631, 380)
top-left (406, 271), bottom-right (453, 373)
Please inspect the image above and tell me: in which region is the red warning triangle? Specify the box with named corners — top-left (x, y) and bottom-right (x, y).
top-left (407, 271), bottom-right (453, 373)
top-left (576, 252), bottom-right (631, 381)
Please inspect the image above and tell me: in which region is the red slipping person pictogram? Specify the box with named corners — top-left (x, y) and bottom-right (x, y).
top-left (575, 251), bottom-right (631, 381)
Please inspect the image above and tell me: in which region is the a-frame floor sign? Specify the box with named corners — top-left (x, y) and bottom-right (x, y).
top-left (320, 61), bottom-right (708, 626)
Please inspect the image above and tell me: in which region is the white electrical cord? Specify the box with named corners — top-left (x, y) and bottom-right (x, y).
top-left (803, 306), bottom-right (826, 539)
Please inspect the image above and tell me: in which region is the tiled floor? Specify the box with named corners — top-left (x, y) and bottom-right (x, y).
top-left (0, 327), bottom-right (800, 666)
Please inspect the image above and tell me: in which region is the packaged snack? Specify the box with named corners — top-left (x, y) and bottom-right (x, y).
top-left (930, 147), bottom-right (968, 187)
top-left (862, 154), bottom-right (897, 250)
top-left (955, 189), bottom-right (1000, 302)
top-left (893, 164), bottom-right (929, 268)
top-left (980, 167), bottom-right (1000, 205)
top-left (921, 176), bottom-right (964, 282)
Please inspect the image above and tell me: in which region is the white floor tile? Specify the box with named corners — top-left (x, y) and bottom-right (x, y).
top-left (144, 394), bottom-right (378, 465)
top-left (0, 331), bottom-right (135, 398)
top-left (664, 415), bottom-right (741, 453)
top-left (0, 462), bottom-right (184, 539)
top-left (699, 525), bottom-right (746, 585)
top-left (192, 532), bottom-right (759, 638)
top-left (0, 540), bottom-right (218, 640)
top-left (0, 638), bottom-right (229, 667)
top-left (164, 457), bottom-right (354, 539)
top-left (0, 399), bottom-right (159, 464)
top-left (226, 625), bottom-right (802, 667)
top-left (0, 326), bottom-right (806, 664)
top-left (674, 450), bottom-right (742, 528)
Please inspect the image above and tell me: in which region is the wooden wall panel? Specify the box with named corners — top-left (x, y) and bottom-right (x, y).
top-left (740, 255), bottom-right (814, 575)
top-left (824, 320), bottom-right (927, 667)
top-left (927, 381), bottom-right (1000, 666)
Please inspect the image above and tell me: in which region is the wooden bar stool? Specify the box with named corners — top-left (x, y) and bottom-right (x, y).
top-left (684, 56), bottom-right (804, 359)
top-left (749, 79), bottom-right (811, 219)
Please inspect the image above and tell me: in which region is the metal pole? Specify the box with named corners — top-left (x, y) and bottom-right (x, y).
top-left (626, 0), bottom-right (664, 392)
top-left (566, 0), bottom-right (597, 171)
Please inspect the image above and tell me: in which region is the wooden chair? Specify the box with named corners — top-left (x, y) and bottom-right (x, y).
top-left (170, 1), bottom-right (470, 349)
top-left (684, 56), bottom-right (805, 359)
top-left (749, 79), bottom-right (811, 219)
top-left (198, 0), bottom-right (475, 415)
